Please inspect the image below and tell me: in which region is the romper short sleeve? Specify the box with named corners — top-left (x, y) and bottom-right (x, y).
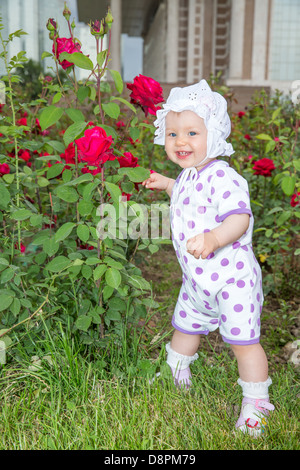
top-left (209, 162), bottom-right (252, 222)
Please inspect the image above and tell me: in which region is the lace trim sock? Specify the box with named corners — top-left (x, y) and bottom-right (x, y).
top-left (236, 377), bottom-right (274, 436)
top-left (166, 342), bottom-right (199, 388)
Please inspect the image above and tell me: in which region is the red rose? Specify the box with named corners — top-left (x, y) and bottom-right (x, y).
top-left (0, 163), bottom-right (10, 177)
top-left (75, 126), bottom-right (115, 166)
top-left (52, 37), bottom-right (82, 69)
top-left (290, 191), bottom-right (300, 207)
top-left (117, 151), bottom-right (138, 168)
top-left (127, 74), bottom-right (164, 117)
top-left (252, 158), bottom-right (275, 177)
top-left (60, 142), bottom-right (76, 165)
top-left (238, 111), bottom-right (246, 118)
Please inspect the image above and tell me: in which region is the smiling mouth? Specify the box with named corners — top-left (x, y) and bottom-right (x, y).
top-left (176, 151), bottom-right (191, 159)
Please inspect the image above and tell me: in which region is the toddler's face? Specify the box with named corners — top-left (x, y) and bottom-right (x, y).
top-left (165, 111), bottom-right (208, 170)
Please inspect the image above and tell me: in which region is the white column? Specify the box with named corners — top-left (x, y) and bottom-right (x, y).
top-left (228, 0), bottom-right (245, 79)
top-left (24, 0), bottom-right (39, 62)
top-left (187, 0), bottom-right (196, 83)
top-left (110, 0), bottom-right (122, 74)
top-left (251, 0), bottom-right (269, 82)
top-left (166, 0), bottom-right (179, 82)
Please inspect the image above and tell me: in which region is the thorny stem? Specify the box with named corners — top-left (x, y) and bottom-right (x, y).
top-left (0, 30), bottom-right (21, 251)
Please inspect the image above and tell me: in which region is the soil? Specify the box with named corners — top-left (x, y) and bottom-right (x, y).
top-left (139, 244), bottom-right (300, 373)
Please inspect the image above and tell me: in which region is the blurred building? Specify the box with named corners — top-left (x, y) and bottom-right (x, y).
top-left (0, 0), bottom-right (299, 106)
top-left (0, 0), bottom-right (96, 80)
top-left (77, 0), bottom-right (300, 106)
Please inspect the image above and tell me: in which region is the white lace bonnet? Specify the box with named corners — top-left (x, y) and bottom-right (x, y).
top-left (153, 79), bottom-right (234, 162)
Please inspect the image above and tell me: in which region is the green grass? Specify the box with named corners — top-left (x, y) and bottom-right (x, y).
top-left (0, 322), bottom-right (299, 450)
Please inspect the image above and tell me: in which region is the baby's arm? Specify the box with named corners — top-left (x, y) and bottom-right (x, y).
top-left (142, 172), bottom-right (175, 197)
top-left (187, 213), bottom-right (250, 259)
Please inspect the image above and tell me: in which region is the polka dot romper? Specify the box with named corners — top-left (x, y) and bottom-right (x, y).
top-left (170, 159), bottom-right (263, 345)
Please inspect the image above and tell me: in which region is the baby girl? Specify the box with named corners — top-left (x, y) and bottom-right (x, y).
top-left (142, 80), bottom-right (274, 437)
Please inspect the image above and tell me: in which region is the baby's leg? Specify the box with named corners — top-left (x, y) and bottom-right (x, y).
top-left (231, 343), bottom-right (274, 436)
top-left (166, 330), bottom-right (200, 388)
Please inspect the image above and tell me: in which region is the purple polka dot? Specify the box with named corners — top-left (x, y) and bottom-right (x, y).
top-left (176, 208), bottom-right (181, 216)
top-left (183, 256), bottom-right (188, 264)
top-left (216, 170), bottom-right (225, 177)
top-left (250, 280), bottom-right (254, 287)
top-left (180, 186), bottom-right (185, 194)
top-left (208, 175), bottom-right (213, 182)
top-left (241, 245), bottom-right (249, 251)
top-left (250, 303), bottom-right (255, 312)
top-left (179, 232), bottom-right (185, 241)
top-left (179, 310), bottom-right (187, 318)
top-left (198, 206), bottom-right (206, 214)
top-left (234, 304), bottom-right (243, 312)
top-left (203, 290), bottom-right (210, 297)
top-left (226, 277), bottom-right (235, 284)
top-left (211, 187), bottom-right (215, 195)
top-left (210, 319), bottom-right (218, 325)
top-left (195, 267), bottom-right (203, 275)
top-left (238, 201), bottom-right (247, 208)
top-left (182, 293), bottom-right (188, 301)
top-left (221, 314), bottom-right (227, 322)
top-left (188, 220), bottom-right (195, 229)
top-left (237, 280), bottom-right (245, 288)
top-left (211, 272), bottom-right (219, 281)
top-left (253, 267), bottom-right (257, 276)
top-left (233, 179), bottom-right (240, 186)
top-left (207, 252), bottom-right (215, 259)
top-left (231, 327), bottom-right (241, 336)
top-left (256, 293), bottom-right (260, 302)
top-left (192, 323), bottom-right (202, 329)
top-left (183, 197), bottom-right (190, 205)
top-left (203, 229), bottom-right (210, 233)
top-left (215, 215), bottom-right (220, 223)
top-left (232, 241), bottom-right (241, 249)
top-left (250, 329), bottom-right (255, 338)
top-left (222, 291), bottom-right (229, 300)
top-left (221, 258), bottom-right (229, 266)
top-left (236, 261), bottom-right (244, 270)
top-left (223, 191), bottom-right (231, 199)
top-left (196, 183), bottom-right (203, 191)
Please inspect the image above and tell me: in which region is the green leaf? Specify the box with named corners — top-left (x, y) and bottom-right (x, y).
top-left (0, 183), bottom-right (11, 208)
top-left (281, 175), bottom-right (296, 196)
top-left (105, 268), bottom-right (121, 289)
top-left (256, 133), bottom-right (272, 141)
top-left (108, 69), bottom-right (123, 94)
top-left (45, 255), bottom-right (70, 273)
top-left (11, 208), bottom-right (32, 220)
top-left (77, 224), bottom-right (89, 243)
top-left (77, 86), bottom-right (90, 103)
top-left (0, 294), bottom-right (13, 312)
top-left (106, 309), bottom-right (121, 322)
top-left (0, 267), bottom-right (14, 284)
top-left (75, 315), bottom-right (92, 332)
top-left (97, 50), bottom-right (108, 68)
top-left (129, 126), bottom-right (140, 141)
top-left (39, 105), bottom-right (64, 131)
top-left (118, 166), bottom-right (150, 183)
top-left (43, 237), bottom-right (60, 257)
top-left (104, 182), bottom-right (122, 203)
top-left (47, 163), bottom-right (64, 179)
top-left (111, 96), bottom-right (136, 113)
top-left (55, 186), bottom-right (79, 203)
top-left (55, 222), bottom-right (76, 243)
top-left (102, 102), bottom-right (120, 120)
top-left (93, 264), bottom-right (107, 281)
top-left (63, 121), bottom-right (87, 147)
top-left (59, 52), bottom-right (94, 70)
top-left (78, 200), bottom-right (94, 217)
top-left (65, 108), bottom-right (85, 122)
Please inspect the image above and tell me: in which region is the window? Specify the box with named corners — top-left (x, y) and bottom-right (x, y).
top-left (269, 0), bottom-right (300, 80)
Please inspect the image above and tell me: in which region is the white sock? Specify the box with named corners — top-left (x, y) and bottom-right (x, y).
top-left (237, 377), bottom-right (272, 399)
top-left (166, 342), bottom-right (199, 371)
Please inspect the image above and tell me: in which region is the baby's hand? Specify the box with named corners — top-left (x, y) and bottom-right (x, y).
top-left (186, 231), bottom-right (220, 259)
top-left (142, 172), bottom-right (174, 194)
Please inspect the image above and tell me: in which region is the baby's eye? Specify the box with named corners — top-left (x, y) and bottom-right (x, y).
top-left (169, 132), bottom-right (176, 137)
top-left (189, 131), bottom-right (197, 136)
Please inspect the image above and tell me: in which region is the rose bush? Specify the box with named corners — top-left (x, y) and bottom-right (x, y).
top-left (0, 6), bottom-right (164, 361)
